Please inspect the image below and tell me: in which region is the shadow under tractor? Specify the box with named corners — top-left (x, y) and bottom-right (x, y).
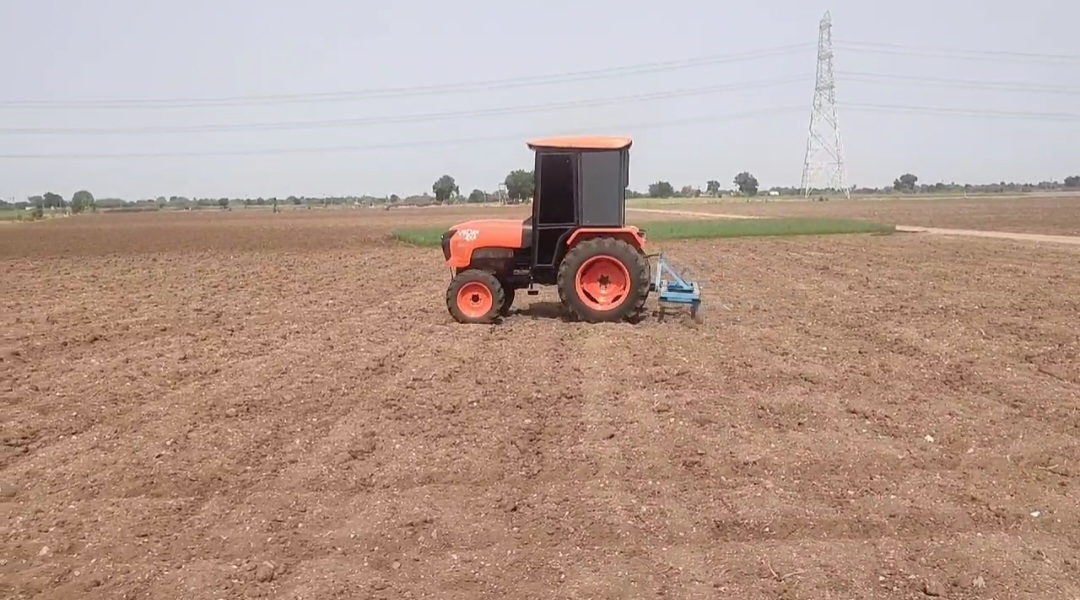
top-left (440, 135), bottom-right (702, 324)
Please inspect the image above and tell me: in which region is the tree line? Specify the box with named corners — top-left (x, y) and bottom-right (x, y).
top-left (643, 172), bottom-right (1080, 199)
top-left (397, 170), bottom-right (1080, 203)
top-left (3, 171), bottom-right (1078, 214)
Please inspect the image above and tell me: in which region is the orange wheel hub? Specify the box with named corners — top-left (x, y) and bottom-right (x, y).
top-left (574, 255), bottom-right (631, 311)
top-left (456, 281), bottom-right (494, 319)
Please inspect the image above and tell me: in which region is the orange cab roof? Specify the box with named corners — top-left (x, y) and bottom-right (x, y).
top-left (526, 135), bottom-right (632, 151)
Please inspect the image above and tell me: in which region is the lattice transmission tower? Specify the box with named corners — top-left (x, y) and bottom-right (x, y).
top-left (799, 11), bottom-right (849, 199)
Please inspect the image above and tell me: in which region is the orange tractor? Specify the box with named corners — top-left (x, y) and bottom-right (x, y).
top-left (440, 135), bottom-right (701, 324)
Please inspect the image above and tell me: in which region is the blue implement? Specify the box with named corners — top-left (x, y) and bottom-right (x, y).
top-left (652, 252), bottom-right (702, 321)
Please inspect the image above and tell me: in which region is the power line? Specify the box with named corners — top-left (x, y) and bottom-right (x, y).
top-left (837, 39), bottom-right (1080, 61)
top-left (1, 40), bottom-right (1074, 114)
top-left (841, 102), bottom-right (1080, 121)
top-left (0, 44), bottom-right (814, 110)
top-left (17, 65), bottom-right (1078, 137)
top-left (0, 76), bottom-right (812, 135)
top-left (837, 70), bottom-right (1080, 95)
top-left (835, 39), bottom-right (1080, 65)
top-left (4, 101), bottom-right (1078, 161)
top-left (4, 29), bottom-right (1079, 162)
top-left (0, 106), bottom-right (806, 159)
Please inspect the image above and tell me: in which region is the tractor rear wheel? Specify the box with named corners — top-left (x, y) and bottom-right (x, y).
top-left (556, 237), bottom-right (650, 323)
top-left (447, 269), bottom-right (505, 324)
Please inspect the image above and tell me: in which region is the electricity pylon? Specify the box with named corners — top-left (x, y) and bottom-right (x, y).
top-left (799, 11), bottom-right (849, 199)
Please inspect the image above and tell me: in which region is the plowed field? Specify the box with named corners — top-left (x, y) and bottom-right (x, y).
top-left (635, 193), bottom-right (1080, 236)
top-left (3, 208), bottom-right (1079, 600)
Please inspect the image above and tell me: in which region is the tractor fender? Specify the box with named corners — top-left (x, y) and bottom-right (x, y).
top-left (564, 226), bottom-right (647, 255)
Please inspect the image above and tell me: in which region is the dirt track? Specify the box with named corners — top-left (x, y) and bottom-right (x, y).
top-left (3, 209), bottom-right (1080, 599)
top-left (893, 225), bottom-right (1080, 246)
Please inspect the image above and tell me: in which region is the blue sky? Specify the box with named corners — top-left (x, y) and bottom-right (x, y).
top-left (0, 0), bottom-right (1076, 200)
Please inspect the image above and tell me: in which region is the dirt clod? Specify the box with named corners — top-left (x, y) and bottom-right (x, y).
top-left (921, 579), bottom-right (944, 596)
top-left (254, 562), bottom-right (275, 583)
top-left (347, 433), bottom-right (377, 458)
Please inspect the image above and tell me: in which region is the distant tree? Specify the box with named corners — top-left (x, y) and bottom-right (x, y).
top-left (1065, 175), bottom-right (1080, 188)
top-left (432, 175), bottom-right (459, 204)
top-left (467, 189), bottom-right (487, 203)
top-left (893, 173), bottom-right (918, 192)
top-left (217, 197), bottom-right (229, 209)
top-left (389, 194), bottom-right (401, 204)
top-left (70, 190), bottom-right (95, 214)
top-left (504, 169), bottom-right (534, 203)
top-left (647, 181), bottom-right (675, 198)
top-left (706, 180), bottom-right (721, 196)
top-left (733, 172), bottom-right (759, 196)
top-left (42, 192), bottom-right (64, 209)
top-left (678, 185), bottom-right (700, 198)
top-left (28, 195), bottom-right (44, 219)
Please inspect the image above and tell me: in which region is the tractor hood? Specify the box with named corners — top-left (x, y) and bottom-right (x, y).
top-left (442, 218), bottom-right (530, 263)
top-left (447, 218), bottom-right (527, 233)
top-left (445, 218), bottom-right (529, 246)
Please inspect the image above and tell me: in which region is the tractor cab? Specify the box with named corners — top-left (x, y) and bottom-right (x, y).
top-left (523, 136), bottom-right (635, 281)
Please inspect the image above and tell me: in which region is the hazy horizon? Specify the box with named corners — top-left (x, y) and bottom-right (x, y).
top-left (1, 0), bottom-right (1077, 201)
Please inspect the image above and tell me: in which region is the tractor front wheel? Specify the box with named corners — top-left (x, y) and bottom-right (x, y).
top-left (447, 269), bottom-right (506, 324)
top-left (557, 237), bottom-right (650, 323)
top-left (498, 281), bottom-right (516, 316)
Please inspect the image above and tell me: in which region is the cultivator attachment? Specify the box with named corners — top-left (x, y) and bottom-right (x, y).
top-left (651, 252), bottom-right (703, 322)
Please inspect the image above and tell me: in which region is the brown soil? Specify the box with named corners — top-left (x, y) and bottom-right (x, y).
top-left (643, 193), bottom-right (1080, 236)
top-left (2, 209), bottom-right (1080, 599)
